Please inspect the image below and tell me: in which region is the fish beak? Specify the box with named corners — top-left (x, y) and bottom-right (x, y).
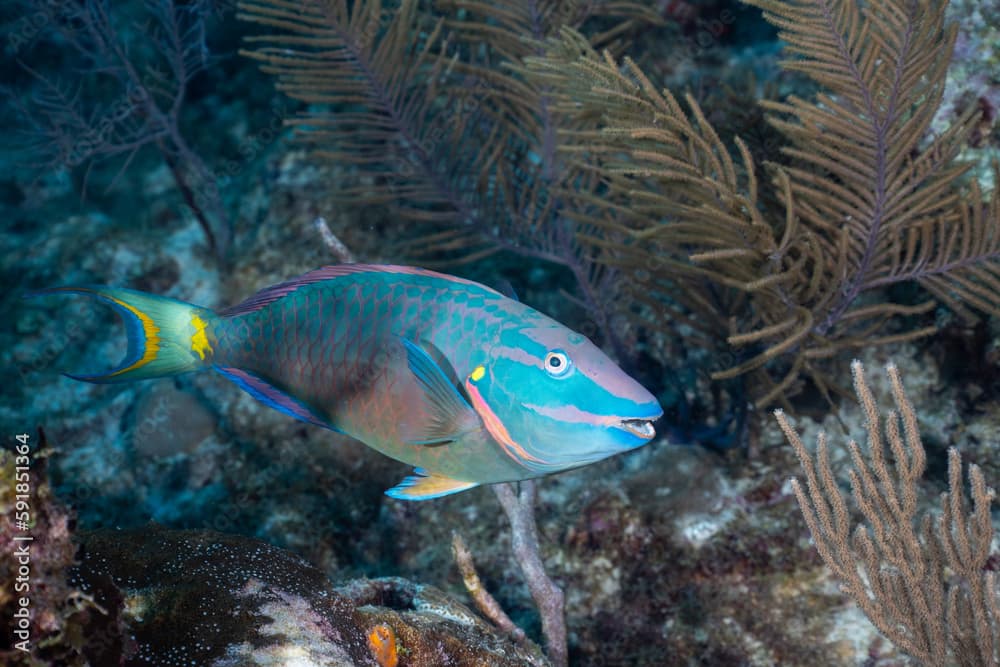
top-left (615, 417), bottom-right (657, 440)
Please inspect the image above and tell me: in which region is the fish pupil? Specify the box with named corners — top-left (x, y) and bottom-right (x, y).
top-left (544, 351), bottom-right (569, 375)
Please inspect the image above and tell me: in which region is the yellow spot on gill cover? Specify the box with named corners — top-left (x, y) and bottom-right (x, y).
top-left (108, 296), bottom-right (160, 376)
top-left (190, 313), bottom-right (212, 360)
top-left (470, 365), bottom-right (485, 382)
top-left (367, 624), bottom-right (398, 667)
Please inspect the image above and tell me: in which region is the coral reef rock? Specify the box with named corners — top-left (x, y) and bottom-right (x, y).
top-left (73, 527), bottom-right (545, 666)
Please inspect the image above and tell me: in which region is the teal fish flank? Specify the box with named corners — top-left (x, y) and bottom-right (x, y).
top-left (31, 265), bottom-right (662, 499)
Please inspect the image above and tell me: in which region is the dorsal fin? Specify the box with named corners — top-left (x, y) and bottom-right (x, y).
top-left (495, 278), bottom-right (519, 301)
top-left (218, 264), bottom-right (503, 317)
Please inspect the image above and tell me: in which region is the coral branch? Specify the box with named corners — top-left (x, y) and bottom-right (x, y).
top-left (494, 481), bottom-right (567, 667)
top-left (14, 0), bottom-right (231, 260)
top-left (776, 360), bottom-right (1000, 664)
top-left (450, 531), bottom-right (525, 641)
top-left (314, 216), bottom-right (357, 264)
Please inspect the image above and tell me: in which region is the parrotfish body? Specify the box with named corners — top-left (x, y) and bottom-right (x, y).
top-left (32, 265), bottom-right (662, 499)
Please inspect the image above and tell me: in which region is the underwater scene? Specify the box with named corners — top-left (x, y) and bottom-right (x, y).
top-left (2, 0), bottom-right (1000, 665)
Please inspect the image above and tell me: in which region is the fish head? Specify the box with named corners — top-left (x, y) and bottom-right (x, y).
top-left (464, 324), bottom-right (663, 473)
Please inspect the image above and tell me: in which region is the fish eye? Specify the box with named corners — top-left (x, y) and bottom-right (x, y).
top-left (544, 350), bottom-right (571, 377)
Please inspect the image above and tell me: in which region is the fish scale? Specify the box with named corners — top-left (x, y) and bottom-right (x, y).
top-left (31, 264), bottom-right (662, 500)
top-left (213, 273), bottom-right (510, 471)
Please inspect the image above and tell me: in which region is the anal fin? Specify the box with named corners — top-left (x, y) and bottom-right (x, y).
top-left (385, 469), bottom-right (478, 500)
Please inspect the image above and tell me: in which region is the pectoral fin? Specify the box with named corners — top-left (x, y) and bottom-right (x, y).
top-left (385, 469), bottom-right (479, 500)
top-left (400, 338), bottom-right (480, 446)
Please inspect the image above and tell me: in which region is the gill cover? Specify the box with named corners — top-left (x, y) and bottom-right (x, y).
top-left (464, 360), bottom-right (556, 472)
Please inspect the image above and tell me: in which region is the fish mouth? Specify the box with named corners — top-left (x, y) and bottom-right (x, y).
top-left (615, 418), bottom-right (657, 440)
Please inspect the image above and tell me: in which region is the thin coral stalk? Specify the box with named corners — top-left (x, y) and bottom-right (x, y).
top-left (314, 216), bottom-right (357, 263)
top-left (494, 481), bottom-right (567, 667)
top-left (450, 531), bottom-right (525, 641)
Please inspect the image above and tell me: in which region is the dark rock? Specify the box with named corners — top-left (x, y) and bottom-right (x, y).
top-left (73, 526), bottom-right (546, 666)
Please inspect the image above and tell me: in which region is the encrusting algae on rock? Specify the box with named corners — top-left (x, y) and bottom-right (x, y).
top-left (0, 430), bottom-right (114, 667)
top-left (367, 623), bottom-right (399, 667)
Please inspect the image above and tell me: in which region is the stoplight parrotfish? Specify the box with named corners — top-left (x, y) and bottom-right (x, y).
top-left (30, 265), bottom-right (662, 500)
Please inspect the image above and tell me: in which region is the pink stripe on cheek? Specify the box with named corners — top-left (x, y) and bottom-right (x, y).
top-left (465, 380), bottom-right (549, 466)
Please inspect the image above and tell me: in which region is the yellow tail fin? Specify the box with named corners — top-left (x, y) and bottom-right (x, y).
top-left (27, 286), bottom-right (215, 383)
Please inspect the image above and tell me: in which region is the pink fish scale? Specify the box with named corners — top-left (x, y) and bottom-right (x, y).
top-left (280, 297), bottom-right (296, 378)
top-left (298, 294), bottom-right (315, 383)
top-left (343, 287), bottom-right (362, 392)
top-left (206, 267), bottom-right (554, 481)
top-left (306, 297), bottom-right (321, 374)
